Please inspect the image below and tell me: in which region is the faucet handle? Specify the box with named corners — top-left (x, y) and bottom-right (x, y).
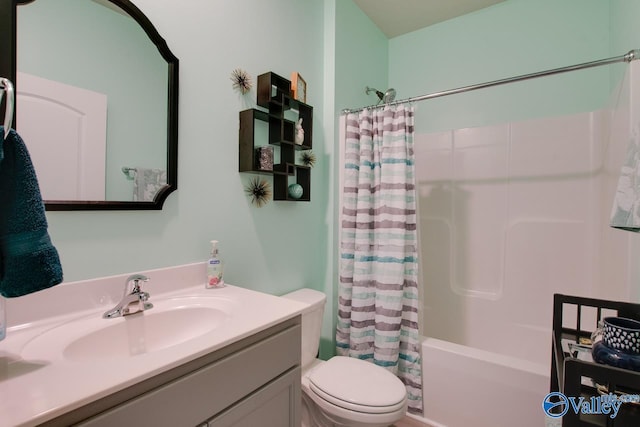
top-left (138, 291), bottom-right (153, 311)
top-left (125, 274), bottom-right (149, 294)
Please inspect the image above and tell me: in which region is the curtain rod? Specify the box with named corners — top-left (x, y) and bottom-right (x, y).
top-left (341, 49), bottom-right (640, 115)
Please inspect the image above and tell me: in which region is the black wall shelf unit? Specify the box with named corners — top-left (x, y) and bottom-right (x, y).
top-left (239, 71), bottom-right (313, 202)
top-left (551, 294), bottom-right (640, 426)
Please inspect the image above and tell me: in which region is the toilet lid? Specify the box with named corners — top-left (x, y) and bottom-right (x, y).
top-left (308, 356), bottom-right (407, 413)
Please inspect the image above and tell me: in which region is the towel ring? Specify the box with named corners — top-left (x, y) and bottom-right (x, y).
top-left (0, 78), bottom-right (15, 140)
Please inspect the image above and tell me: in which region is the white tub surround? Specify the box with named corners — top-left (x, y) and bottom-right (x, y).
top-left (421, 338), bottom-right (549, 427)
top-left (0, 263), bottom-right (307, 427)
top-left (416, 63), bottom-right (640, 371)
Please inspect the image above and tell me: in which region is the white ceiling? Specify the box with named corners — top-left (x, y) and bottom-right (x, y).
top-left (352, 0), bottom-right (507, 38)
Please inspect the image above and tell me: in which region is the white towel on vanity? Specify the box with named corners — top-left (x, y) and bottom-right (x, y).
top-left (133, 168), bottom-right (167, 202)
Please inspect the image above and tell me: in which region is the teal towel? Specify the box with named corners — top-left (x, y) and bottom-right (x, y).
top-left (0, 127), bottom-right (63, 297)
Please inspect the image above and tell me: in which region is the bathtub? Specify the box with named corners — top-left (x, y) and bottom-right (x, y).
top-left (410, 107), bottom-right (636, 427)
top-left (412, 337), bottom-right (549, 427)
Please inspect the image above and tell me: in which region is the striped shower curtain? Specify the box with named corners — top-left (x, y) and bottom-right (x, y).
top-left (337, 105), bottom-right (422, 414)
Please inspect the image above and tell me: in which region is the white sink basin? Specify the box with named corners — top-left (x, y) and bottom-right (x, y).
top-left (21, 296), bottom-right (235, 362)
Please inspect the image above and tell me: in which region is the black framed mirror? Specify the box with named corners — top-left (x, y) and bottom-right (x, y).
top-left (0, 0), bottom-right (178, 210)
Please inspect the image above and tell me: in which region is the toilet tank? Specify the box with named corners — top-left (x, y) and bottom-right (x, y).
top-left (281, 288), bottom-right (326, 367)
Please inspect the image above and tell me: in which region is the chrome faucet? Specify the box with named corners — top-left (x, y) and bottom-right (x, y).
top-left (103, 274), bottom-right (153, 319)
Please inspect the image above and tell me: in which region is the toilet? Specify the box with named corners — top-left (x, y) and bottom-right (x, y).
top-left (282, 289), bottom-right (408, 427)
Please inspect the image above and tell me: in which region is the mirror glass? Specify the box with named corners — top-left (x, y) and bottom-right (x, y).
top-left (15, 0), bottom-right (178, 210)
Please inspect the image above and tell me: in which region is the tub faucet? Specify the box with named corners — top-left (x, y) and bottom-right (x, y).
top-left (103, 274), bottom-right (153, 319)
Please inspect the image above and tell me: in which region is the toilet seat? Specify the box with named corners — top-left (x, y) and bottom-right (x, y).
top-left (308, 356), bottom-right (407, 414)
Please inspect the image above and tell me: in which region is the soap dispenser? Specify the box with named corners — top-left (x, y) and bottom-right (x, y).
top-left (206, 240), bottom-right (225, 289)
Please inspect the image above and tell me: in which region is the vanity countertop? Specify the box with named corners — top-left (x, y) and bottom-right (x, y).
top-left (0, 263), bottom-right (308, 427)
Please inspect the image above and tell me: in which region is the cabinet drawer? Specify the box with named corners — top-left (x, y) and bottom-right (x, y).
top-left (78, 323), bottom-right (301, 427)
top-left (207, 367), bottom-right (301, 427)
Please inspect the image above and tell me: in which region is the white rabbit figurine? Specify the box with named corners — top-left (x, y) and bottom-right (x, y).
top-left (295, 118), bottom-right (304, 145)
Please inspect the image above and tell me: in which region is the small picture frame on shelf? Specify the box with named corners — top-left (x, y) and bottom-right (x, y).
top-left (255, 146), bottom-right (274, 171)
top-left (291, 72), bottom-right (307, 103)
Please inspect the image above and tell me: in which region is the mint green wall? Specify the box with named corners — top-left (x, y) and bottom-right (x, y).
top-left (334, 0), bottom-right (388, 112)
top-left (317, 0), bottom-right (388, 359)
top-left (611, 0), bottom-right (640, 55)
top-left (611, 0), bottom-right (640, 85)
top-left (45, 0), bottom-right (329, 304)
top-left (388, 0), bottom-right (612, 133)
top-left (321, 0), bottom-right (338, 361)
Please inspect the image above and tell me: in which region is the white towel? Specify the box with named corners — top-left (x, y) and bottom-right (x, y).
top-left (133, 168), bottom-right (167, 202)
top-left (610, 124), bottom-right (640, 231)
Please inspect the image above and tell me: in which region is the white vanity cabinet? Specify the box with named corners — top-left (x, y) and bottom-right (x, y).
top-left (41, 317), bottom-right (301, 427)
